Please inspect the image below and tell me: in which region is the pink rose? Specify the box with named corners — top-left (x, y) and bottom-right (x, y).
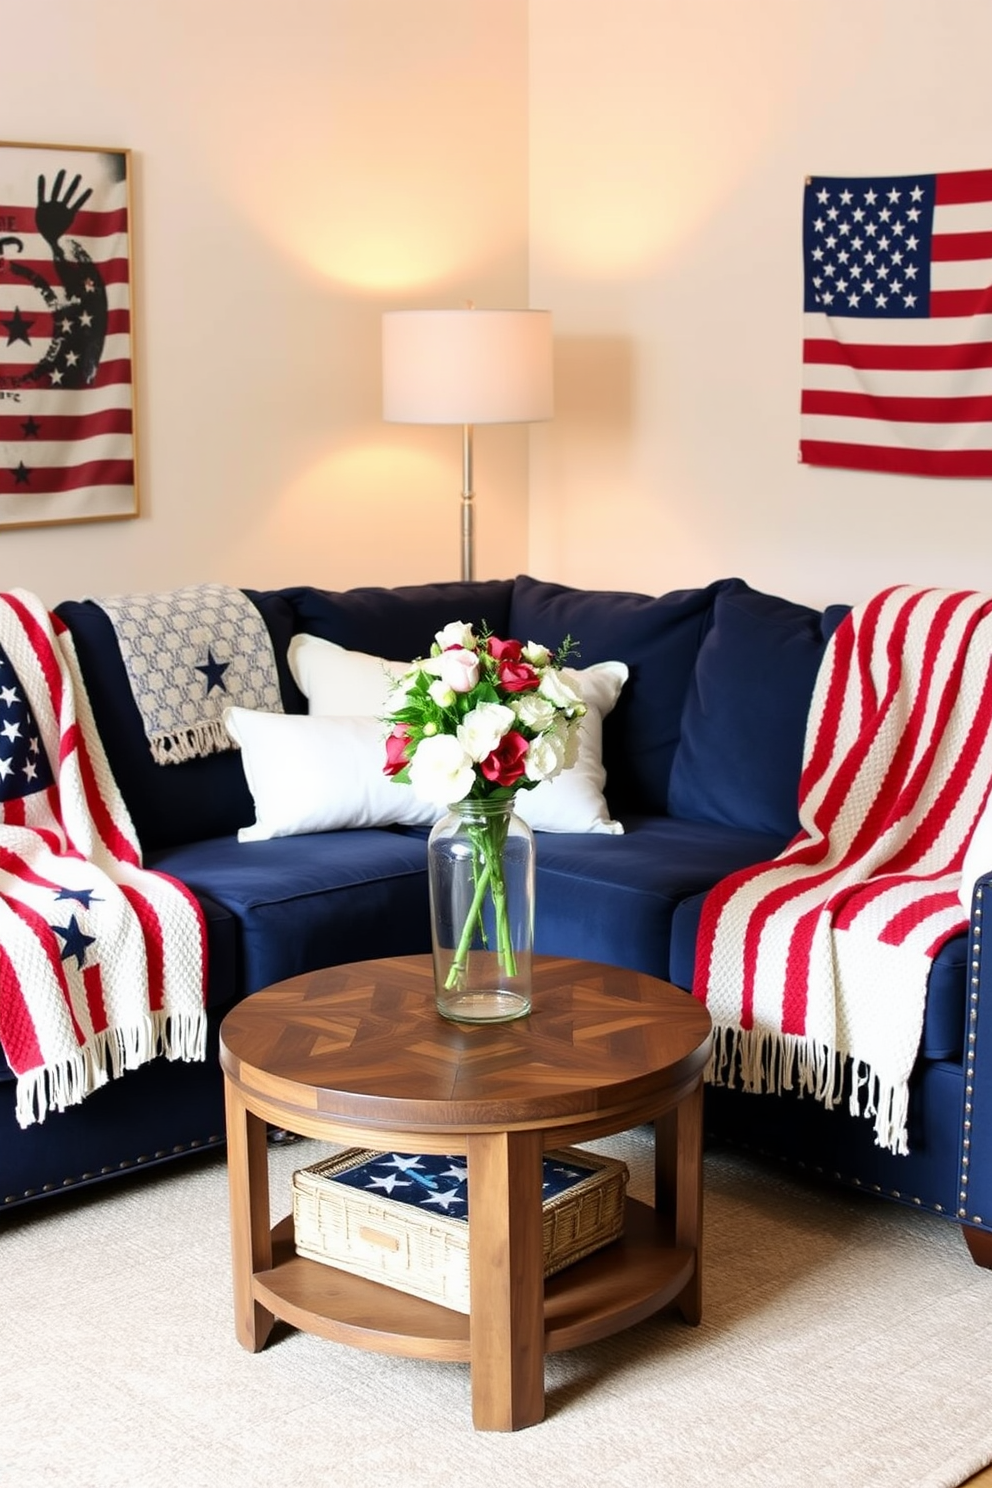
top-left (383, 724), bottom-right (413, 777)
top-left (497, 660), bottom-right (541, 693)
top-left (479, 730), bottom-right (529, 786)
top-left (437, 647), bottom-right (480, 693)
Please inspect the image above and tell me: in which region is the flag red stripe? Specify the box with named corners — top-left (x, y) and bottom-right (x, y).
top-left (804, 337), bottom-right (992, 371)
top-left (0, 205), bottom-right (127, 237)
top-left (879, 891), bottom-right (962, 947)
top-left (60, 720), bottom-right (139, 866)
top-left (931, 231), bottom-right (992, 262)
top-left (931, 286), bottom-right (992, 318)
top-left (935, 169), bottom-right (992, 206)
top-left (0, 408), bottom-right (133, 440)
top-left (83, 962), bottom-right (108, 1035)
top-left (0, 307), bottom-right (130, 339)
top-left (0, 459), bottom-right (134, 496)
top-left (120, 886), bottom-right (166, 1013)
top-left (0, 846), bottom-right (63, 892)
top-left (2, 593), bottom-right (65, 720)
top-left (5, 896), bottom-right (85, 1041)
top-left (802, 389), bottom-right (992, 424)
top-left (0, 939), bottom-right (45, 1072)
top-left (799, 598), bottom-right (861, 805)
top-left (1, 257), bottom-right (130, 286)
top-left (799, 440), bottom-right (992, 477)
top-left (0, 357), bottom-right (133, 390)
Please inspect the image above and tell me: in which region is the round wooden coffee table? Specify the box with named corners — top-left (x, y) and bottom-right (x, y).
top-left (219, 954), bottom-right (713, 1432)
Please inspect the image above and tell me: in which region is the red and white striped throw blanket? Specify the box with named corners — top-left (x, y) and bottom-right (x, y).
top-left (0, 590), bottom-right (207, 1128)
top-left (694, 585), bottom-right (992, 1155)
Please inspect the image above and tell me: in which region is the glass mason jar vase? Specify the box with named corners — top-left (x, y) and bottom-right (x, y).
top-left (427, 796), bottom-right (535, 1023)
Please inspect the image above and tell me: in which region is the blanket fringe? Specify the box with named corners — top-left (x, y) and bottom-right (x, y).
top-left (150, 717), bottom-right (235, 765)
top-left (15, 1009), bottom-right (207, 1129)
top-left (707, 1024), bottom-right (909, 1155)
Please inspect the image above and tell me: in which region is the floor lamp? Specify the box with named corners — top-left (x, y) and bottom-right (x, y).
top-left (382, 308), bottom-right (553, 582)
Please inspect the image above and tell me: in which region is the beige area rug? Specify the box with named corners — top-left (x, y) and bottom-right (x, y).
top-left (3, 1128), bottom-right (992, 1488)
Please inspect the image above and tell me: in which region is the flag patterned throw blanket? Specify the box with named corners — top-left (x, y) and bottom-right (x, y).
top-left (694, 585), bottom-right (992, 1155)
top-left (0, 590), bottom-right (207, 1128)
top-left (92, 584), bottom-right (283, 764)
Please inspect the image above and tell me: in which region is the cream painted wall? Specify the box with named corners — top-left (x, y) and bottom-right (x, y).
top-left (0, 0), bottom-right (530, 604)
top-left (528, 0), bottom-right (992, 610)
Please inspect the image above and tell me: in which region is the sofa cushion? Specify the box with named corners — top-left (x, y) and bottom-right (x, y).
top-left (55, 589), bottom-right (306, 852)
top-left (530, 814), bottom-right (787, 979)
top-left (667, 585), bottom-right (850, 838)
top-left (283, 579), bottom-right (515, 661)
top-left (669, 890), bottom-right (967, 1063)
top-left (508, 574), bottom-right (734, 816)
top-left (145, 829), bottom-right (431, 995)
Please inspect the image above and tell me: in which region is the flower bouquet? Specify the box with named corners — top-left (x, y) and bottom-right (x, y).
top-left (383, 621), bottom-right (585, 1021)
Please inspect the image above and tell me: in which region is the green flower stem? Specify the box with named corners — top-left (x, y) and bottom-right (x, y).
top-left (444, 811), bottom-right (518, 990)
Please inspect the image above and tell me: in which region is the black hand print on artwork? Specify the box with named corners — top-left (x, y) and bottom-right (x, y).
top-left (7, 168), bottom-right (108, 388)
top-left (35, 171), bottom-right (93, 258)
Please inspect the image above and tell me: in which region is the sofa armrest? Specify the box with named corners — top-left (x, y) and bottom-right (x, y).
top-left (959, 870), bottom-right (992, 1233)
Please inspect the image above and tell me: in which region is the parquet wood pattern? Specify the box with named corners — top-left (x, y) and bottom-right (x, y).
top-left (220, 954), bottom-right (712, 1133)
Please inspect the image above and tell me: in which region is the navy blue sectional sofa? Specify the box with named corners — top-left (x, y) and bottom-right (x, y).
top-left (2, 574), bottom-right (989, 1269)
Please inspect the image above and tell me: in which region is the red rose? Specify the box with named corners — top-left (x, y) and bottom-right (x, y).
top-left (497, 660), bottom-right (541, 693)
top-left (479, 730), bottom-right (529, 787)
top-left (487, 636), bottom-right (523, 663)
top-left (383, 724), bottom-right (413, 777)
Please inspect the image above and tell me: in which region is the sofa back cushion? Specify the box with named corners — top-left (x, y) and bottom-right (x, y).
top-left (282, 578), bottom-right (515, 661)
top-left (55, 589), bottom-right (305, 852)
top-left (508, 574), bottom-right (733, 815)
top-left (667, 584), bottom-right (850, 838)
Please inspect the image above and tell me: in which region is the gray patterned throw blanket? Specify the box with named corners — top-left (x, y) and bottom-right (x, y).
top-left (92, 584), bottom-right (283, 764)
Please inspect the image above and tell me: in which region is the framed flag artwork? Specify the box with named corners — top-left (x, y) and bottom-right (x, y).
top-left (799, 168), bottom-right (992, 478)
top-left (0, 141), bottom-right (137, 529)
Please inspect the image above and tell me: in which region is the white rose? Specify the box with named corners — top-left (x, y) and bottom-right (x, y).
top-left (428, 679), bottom-right (457, 707)
top-left (510, 693), bottom-right (557, 731)
top-left (435, 620), bottom-right (477, 653)
top-left (524, 731), bottom-right (566, 783)
top-left (408, 734), bottom-right (475, 806)
top-left (456, 701), bottom-right (515, 762)
top-left (538, 668), bottom-right (585, 712)
top-left (561, 714), bottom-right (583, 770)
top-left (522, 641), bottom-right (551, 667)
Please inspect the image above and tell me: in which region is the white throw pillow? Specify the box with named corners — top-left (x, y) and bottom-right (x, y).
top-left (288, 633), bottom-right (407, 715)
top-left (514, 661), bottom-right (629, 836)
top-left (223, 708), bottom-right (439, 842)
top-left (960, 796), bottom-right (992, 911)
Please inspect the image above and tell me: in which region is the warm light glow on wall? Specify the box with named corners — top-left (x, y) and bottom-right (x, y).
top-left (144, 2), bottom-right (528, 292)
top-left (222, 440), bottom-right (457, 574)
top-left (529, 0), bottom-right (857, 277)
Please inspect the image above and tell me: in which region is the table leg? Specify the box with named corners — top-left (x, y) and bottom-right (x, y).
top-left (466, 1128), bottom-right (545, 1431)
top-left (655, 1079), bottom-right (704, 1325)
top-left (224, 1077), bottom-right (276, 1351)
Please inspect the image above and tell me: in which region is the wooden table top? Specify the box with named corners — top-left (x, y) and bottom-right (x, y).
top-left (219, 954), bottom-right (713, 1136)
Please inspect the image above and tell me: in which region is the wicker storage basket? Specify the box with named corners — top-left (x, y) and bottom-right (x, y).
top-left (292, 1145), bottom-right (628, 1314)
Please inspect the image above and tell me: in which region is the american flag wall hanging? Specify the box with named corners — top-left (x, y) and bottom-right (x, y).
top-left (0, 141), bottom-right (137, 529)
top-left (799, 168), bottom-right (992, 478)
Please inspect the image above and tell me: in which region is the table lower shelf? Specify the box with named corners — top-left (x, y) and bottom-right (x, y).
top-left (252, 1198), bottom-right (695, 1363)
